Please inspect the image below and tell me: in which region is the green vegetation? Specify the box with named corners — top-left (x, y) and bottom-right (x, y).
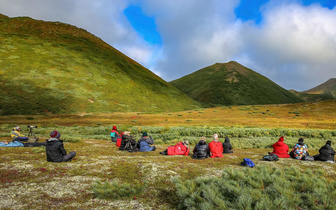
top-left (303, 78), bottom-right (336, 98)
top-left (170, 61), bottom-right (303, 106)
top-left (0, 14), bottom-right (199, 115)
top-left (174, 166), bottom-right (336, 209)
top-left (93, 180), bottom-right (147, 199)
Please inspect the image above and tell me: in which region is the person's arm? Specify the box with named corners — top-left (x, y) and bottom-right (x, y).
top-left (146, 136), bottom-right (154, 145)
top-left (59, 143), bottom-right (67, 156)
top-left (185, 147), bottom-right (190, 156)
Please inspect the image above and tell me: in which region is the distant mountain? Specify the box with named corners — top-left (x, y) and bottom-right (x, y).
top-left (289, 89), bottom-right (334, 102)
top-left (170, 61), bottom-right (303, 106)
top-left (303, 78), bottom-right (336, 98)
top-left (0, 14), bottom-right (199, 115)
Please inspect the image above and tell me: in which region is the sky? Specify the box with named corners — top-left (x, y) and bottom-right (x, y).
top-left (1, 0), bottom-right (336, 91)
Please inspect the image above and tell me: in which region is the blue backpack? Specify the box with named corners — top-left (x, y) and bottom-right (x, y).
top-left (241, 158), bottom-right (255, 168)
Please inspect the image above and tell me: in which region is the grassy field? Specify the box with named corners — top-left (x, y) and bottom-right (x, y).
top-left (1, 101), bottom-right (336, 209)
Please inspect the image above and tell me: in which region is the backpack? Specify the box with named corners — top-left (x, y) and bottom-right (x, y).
top-left (111, 132), bottom-right (117, 142)
top-left (124, 136), bottom-right (135, 152)
top-left (263, 153), bottom-right (279, 161)
top-left (241, 158), bottom-right (255, 168)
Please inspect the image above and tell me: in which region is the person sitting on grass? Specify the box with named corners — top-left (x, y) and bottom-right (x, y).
top-left (0, 141), bottom-right (46, 147)
top-left (314, 140), bottom-right (335, 162)
top-left (10, 126), bottom-right (29, 142)
top-left (160, 140), bottom-right (190, 156)
top-left (119, 131), bottom-right (137, 152)
top-left (46, 130), bottom-right (76, 162)
top-left (222, 137), bottom-right (233, 154)
top-left (209, 133), bottom-right (223, 158)
top-left (192, 137), bottom-right (210, 159)
top-left (111, 126), bottom-right (122, 144)
top-left (270, 136), bottom-right (290, 158)
top-left (290, 138), bottom-right (309, 160)
top-left (138, 132), bottom-right (156, 152)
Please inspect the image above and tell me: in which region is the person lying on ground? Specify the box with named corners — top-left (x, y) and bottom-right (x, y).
top-left (192, 137), bottom-right (210, 159)
top-left (0, 141), bottom-right (46, 147)
top-left (222, 137), bottom-right (233, 154)
top-left (46, 131), bottom-right (76, 162)
top-left (119, 131), bottom-right (137, 152)
top-left (270, 136), bottom-right (290, 158)
top-left (138, 132), bottom-right (156, 152)
top-left (160, 140), bottom-right (190, 156)
top-left (290, 138), bottom-right (309, 160)
top-left (314, 140), bottom-right (335, 162)
top-left (209, 133), bottom-right (223, 158)
top-left (111, 126), bottom-right (122, 144)
top-left (10, 126), bottom-right (29, 142)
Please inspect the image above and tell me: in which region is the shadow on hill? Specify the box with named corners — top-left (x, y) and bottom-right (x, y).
top-left (0, 78), bottom-right (79, 115)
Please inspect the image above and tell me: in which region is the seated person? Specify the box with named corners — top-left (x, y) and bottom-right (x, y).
top-left (209, 133), bottom-right (223, 158)
top-left (270, 136), bottom-right (290, 158)
top-left (222, 137), bottom-right (233, 153)
top-left (46, 131), bottom-right (76, 162)
top-left (119, 131), bottom-right (137, 152)
top-left (138, 132), bottom-right (156, 152)
top-left (11, 126), bottom-right (29, 142)
top-left (111, 126), bottom-right (122, 144)
top-left (192, 138), bottom-right (210, 159)
top-left (160, 140), bottom-right (190, 156)
top-left (0, 141), bottom-right (46, 147)
top-left (314, 140), bottom-right (335, 162)
top-left (290, 138), bottom-right (308, 160)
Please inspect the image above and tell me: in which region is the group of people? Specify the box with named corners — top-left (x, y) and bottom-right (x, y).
top-left (111, 126), bottom-right (234, 159)
top-left (270, 136), bottom-right (335, 162)
top-left (1, 126), bottom-right (76, 162)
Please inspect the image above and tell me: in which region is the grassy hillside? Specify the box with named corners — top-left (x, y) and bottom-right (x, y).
top-left (170, 61), bottom-right (303, 106)
top-left (303, 78), bottom-right (336, 97)
top-left (0, 14), bottom-right (199, 115)
top-left (289, 89), bottom-right (334, 102)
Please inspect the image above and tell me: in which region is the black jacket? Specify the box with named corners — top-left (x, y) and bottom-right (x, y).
top-left (119, 135), bottom-right (137, 151)
top-left (315, 144), bottom-right (335, 161)
top-left (192, 140), bottom-right (210, 159)
top-left (46, 138), bottom-right (67, 162)
top-left (222, 137), bottom-right (233, 153)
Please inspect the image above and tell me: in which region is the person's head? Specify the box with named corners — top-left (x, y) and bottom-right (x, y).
top-left (213, 133), bottom-right (218, 141)
top-left (199, 140), bottom-right (206, 145)
top-left (200, 136), bottom-right (206, 142)
top-left (124, 131), bottom-right (130, 136)
top-left (15, 126), bottom-right (20, 131)
top-left (142, 132), bottom-right (148, 137)
top-left (298, 138), bottom-right (304, 145)
top-left (183, 140), bottom-right (189, 147)
top-left (112, 126), bottom-right (117, 130)
top-left (326, 140), bottom-right (332, 146)
top-left (225, 137), bottom-right (230, 143)
top-left (50, 130), bottom-right (61, 139)
top-left (278, 136), bottom-right (284, 142)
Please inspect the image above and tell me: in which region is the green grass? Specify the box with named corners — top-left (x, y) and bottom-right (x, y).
top-left (0, 15), bottom-right (200, 115)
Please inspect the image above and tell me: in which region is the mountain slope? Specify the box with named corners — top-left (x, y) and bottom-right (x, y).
top-left (303, 78), bottom-right (336, 97)
top-left (0, 14), bottom-right (199, 115)
top-left (170, 61), bottom-right (303, 106)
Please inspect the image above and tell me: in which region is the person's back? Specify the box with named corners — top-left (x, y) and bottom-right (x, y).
top-left (209, 134), bottom-right (223, 158)
top-left (271, 136), bottom-right (290, 158)
top-left (138, 132), bottom-right (156, 152)
top-left (290, 138), bottom-right (308, 160)
top-left (222, 137), bottom-right (233, 153)
top-left (119, 132), bottom-right (136, 151)
top-left (167, 141), bottom-right (189, 156)
top-left (314, 140), bottom-right (335, 162)
top-left (192, 140), bottom-right (210, 159)
top-left (46, 131), bottom-right (76, 162)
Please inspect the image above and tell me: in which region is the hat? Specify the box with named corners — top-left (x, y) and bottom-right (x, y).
top-left (279, 136), bottom-right (284, 142)
top-left (200, 136), bottom-right (206, 141)
top-left (183, 140), bottom-right (189, 146)
top-left (112, 126), bottom-right (117, 130)
top-left (14, 126), bottom-right (20, 131)
top-left (326, 140), bottom-right (331, 146)
top-left (50, 130), bottom-right (61, 138)
top-left (142, 132), bottom-right (148, 137)
top-left (298, 138), bottom-right (304, 143)
top-left (124, 131), bottom-right (130, 135)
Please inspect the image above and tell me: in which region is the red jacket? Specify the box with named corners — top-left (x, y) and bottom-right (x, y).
top-left (271, 136), bottom-right (290, 158)
top-left (209, 141), bottom-right (223, 158)
top-left (167, 142), bottom-right (189, 156)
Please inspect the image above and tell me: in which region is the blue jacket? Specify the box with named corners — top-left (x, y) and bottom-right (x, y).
top-left (0, 141), bottom-right (24, 147)
top-left (138, 137), bottom-right (154, 152)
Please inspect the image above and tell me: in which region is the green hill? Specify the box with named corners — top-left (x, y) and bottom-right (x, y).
top-left (289, 89), bottom-right (334, 102)
top-left (170, 61), bottom-right (303, 106)
top-left (0, 14), bottom-right (199, 115)
top-left (303, 78), bottom-right (336, 98)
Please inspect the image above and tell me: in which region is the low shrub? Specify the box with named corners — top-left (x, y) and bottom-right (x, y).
top-left (93, 180), bottom-right (147, 199)
top-left (173, 166), bottom-right (336, 209)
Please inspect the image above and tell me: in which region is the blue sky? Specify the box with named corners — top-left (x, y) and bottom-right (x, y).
top-left (1, 0), bottom-right (336, 91)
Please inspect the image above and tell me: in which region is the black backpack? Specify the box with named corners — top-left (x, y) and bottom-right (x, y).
top-left (124, 136), bottom-right (135, 152)
top-left (263, 153), bottom-right (279, 161)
